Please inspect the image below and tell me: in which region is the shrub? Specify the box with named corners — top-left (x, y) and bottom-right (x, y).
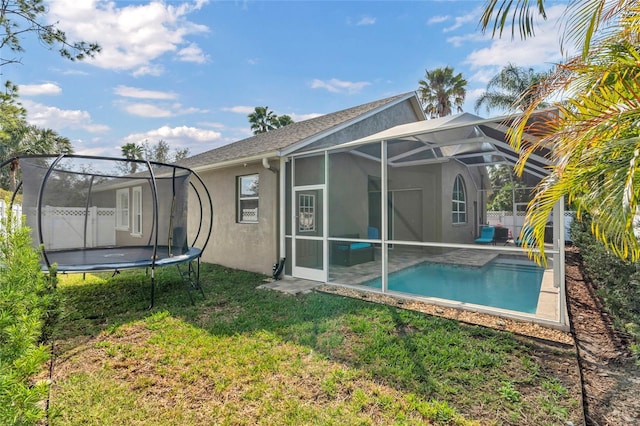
top-left (570, 218), bottom-right (640, 360)
top-left (0, 216), bottom-right (54, 425)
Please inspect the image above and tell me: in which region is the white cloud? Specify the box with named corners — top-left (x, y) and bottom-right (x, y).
top-left (290, 112), bottom-right (323, 122)
top-left (123, 103), bottom-right (173, 118)
top-left (19, 83), bottom-right (62, 96)
top-left (46, 0), bottom-right (210, 75)
top-left (132, 64), bottom-right (165, 77)
top-left (447, 33), bottom-right (486, 48)
top-left (178, 43), bottom-right (209, 63)
top-left (310, 78), bottom-right (370, 94)
top-left (465, 27), bottom-right (564, 69)
top-left (463, 5), bottom-right (571, 77)
top-left (118, 100), bottom-right (208, 118)
top-left (443, 10), bottom-right (479, 33)
top-left (22, 99), bottom-right (109, 133)
top-left (121, 125), bottom-right (223, 155)
top-left (356, 16), bottom-right (376, 26)
top-left (469, 67), bottom-right (502, 85)
top-left (114, 85), bottom-right (177, 100)
top-left (197, 121), bottom-right (227, 129)
top-left (428, 15), bottom-right (449, 25)
top-left (223, 105), bottom-right (256, 114)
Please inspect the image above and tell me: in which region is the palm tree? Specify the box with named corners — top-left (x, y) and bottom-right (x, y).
top-left (121, 142), bottom-right (144, 173)
top-left (276, 114), bottom-right (294, 128)
top-left (474, 64), bottom-right (551, 114)
top-left (480, 1), bottom-right (640, 262)
top-left (418, 66), bottom-right (467, 118)
top-left (480, 0), bottom-right (629, 59)
top-left (0, 122), bottom-right (73, 191)
top-left (248, 106), bottom-right (278, 135)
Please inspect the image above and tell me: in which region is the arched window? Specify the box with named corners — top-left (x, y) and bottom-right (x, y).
top-left (452, 175), bottom-right (466, 224)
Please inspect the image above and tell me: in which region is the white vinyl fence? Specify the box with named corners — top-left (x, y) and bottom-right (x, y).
top-left (487, 210), bottom-right (575, 242)
top-left (1, 200), bottom-right (116, 250)
top-left (0, 200), bottom-right (22, 232)
top-left (38, 206), bottom-right (116, 250)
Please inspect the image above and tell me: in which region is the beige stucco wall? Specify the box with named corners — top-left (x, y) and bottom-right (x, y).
top-left (190, 162), bottom-right (280, 275)
top-left (327, 153), bottom-right (378, 238)
top-left (193, 97), bottom-right (423, 275)
top-left (323, 148), bottom-right (489, 246)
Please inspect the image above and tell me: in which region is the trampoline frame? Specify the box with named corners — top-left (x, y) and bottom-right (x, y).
top-left (0, 154), bottom-right (214, 307)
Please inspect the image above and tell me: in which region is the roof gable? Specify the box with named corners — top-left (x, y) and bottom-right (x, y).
top-left (178, 92), bottom-right (421, 171)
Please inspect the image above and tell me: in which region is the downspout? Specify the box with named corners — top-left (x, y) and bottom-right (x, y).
top-left (279, 157), bottom-right (286, 266)
top-left (262, 157), bottom-right (276, 173)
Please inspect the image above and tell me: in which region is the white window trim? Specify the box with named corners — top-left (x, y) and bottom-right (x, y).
top-left (238, 174), bottom-right (259, 223)
top-left (298, 193), bottom-right (316, 232)
top-left (116, 188), bottom-right (129, 231)
top-left (452, 175), bottom-right (467, 225)
top-left (131, 186), bottom-right (142, 236)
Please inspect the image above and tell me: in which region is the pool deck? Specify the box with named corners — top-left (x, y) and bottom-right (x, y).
top-left (260, 247), bottom-right (566, 327)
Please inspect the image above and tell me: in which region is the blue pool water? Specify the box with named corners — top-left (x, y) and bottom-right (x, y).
top-left (366, 258), bottom-right (544, 313)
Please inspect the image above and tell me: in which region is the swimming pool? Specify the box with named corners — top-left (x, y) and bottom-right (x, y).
top-left (365, 257), bottom-right (544, 313)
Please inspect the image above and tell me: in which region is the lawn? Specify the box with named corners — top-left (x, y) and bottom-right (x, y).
top-left (47, 264), bottom-right (582, 425)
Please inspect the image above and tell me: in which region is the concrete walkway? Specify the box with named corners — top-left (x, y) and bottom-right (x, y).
top-left (257, 278), bottom-right (323, 295)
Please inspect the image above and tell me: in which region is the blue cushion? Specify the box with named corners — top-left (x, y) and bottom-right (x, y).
top-left (336, 242), bottom-right (372, 251)
top-left (349, 243), bottom-right (371, 250)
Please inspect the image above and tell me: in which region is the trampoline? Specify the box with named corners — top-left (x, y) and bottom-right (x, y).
top-left (0, 154), bottom-right (213, 307)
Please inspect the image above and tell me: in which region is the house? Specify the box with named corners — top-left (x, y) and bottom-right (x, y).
top-left (178, 92), bottom-right (426, 275)
top-left (178, 93), bottom-right (567, 327)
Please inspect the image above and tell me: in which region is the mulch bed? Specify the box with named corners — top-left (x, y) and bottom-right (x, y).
top-left (565, 249), bottom-right (640, 425)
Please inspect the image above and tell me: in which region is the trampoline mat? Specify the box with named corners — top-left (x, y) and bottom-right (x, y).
top-left (43, 245), bottom-right (202, 272)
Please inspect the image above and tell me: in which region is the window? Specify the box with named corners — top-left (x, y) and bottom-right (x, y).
top-left (132, 186), bottom-right (142, 236)
top-left (452, 175), bottom-right (466, 224)
top-left (116, 188), bottom-right (129, 230)
top-left (238, 174), bottom-right (259, 223)
top-left (298, 194), bottom-right (315, 232)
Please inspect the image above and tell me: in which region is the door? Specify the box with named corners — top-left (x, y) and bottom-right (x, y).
top-left (292, 187), bottom-right (325, 281)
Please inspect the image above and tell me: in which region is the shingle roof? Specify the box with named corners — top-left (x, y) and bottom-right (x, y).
top-left (177, 92), bottom-right (417, 170)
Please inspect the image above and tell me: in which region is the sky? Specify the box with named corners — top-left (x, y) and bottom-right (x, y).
top-left (2, 0), bottom-right (571, 159)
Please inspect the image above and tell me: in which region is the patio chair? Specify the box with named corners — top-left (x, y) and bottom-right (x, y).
top-left (330, 233), bottom-right (375, 266)
top-left (515, 226), bottom-right (534, 247)
top-left (494, 226), bottom-right (510, 245)
top-left (474, 226), bottom-right (495, 244)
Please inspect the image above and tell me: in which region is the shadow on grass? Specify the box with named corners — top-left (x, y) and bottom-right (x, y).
top-left (55, 263), bottom-right (522, 397)
top-left (51, 262), bottom-right (582, 425)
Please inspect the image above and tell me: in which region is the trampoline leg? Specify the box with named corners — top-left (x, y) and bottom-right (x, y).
top-left (176, 259), bottom-right (204, 305)
top-left (196, 258), bottom-right (204, 298)
top-left (148, 268), bottom-right (155, 310)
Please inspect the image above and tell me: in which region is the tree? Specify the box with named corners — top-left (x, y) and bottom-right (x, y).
top-left (0, 122), bottom-right (73, 191)
top-left (121, 142), bottom-right (144, 173)
top-left (474, 64), bottom-right (551, 114)
top-left (480, 0), bottom-right (627, 59)
top-left (0, 81), bottom-right (25, 141)
top-left (248, 107), bottom-right (295, 135)
top-left (487, 165), bottom-right (530, 211)
top-left (418, 66), bottom-right (467, 118)
top-left (142, 140), bottom-right (190, 164)
top-left (480, 1), bottom-right (640, 262)
top-left (276, 114), bottom-right (294, 128)
top-left (248, 106), bottom-right (277, 135)
top-left (174, 147), bottom-right (189, 162)
top-left (0, 0), bottom-right (100, 181)
top-left (0, 0), bottom-right (101, 67)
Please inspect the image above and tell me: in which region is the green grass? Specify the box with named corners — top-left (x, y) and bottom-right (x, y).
top-left (47, 264), bottom-right (582, 425)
